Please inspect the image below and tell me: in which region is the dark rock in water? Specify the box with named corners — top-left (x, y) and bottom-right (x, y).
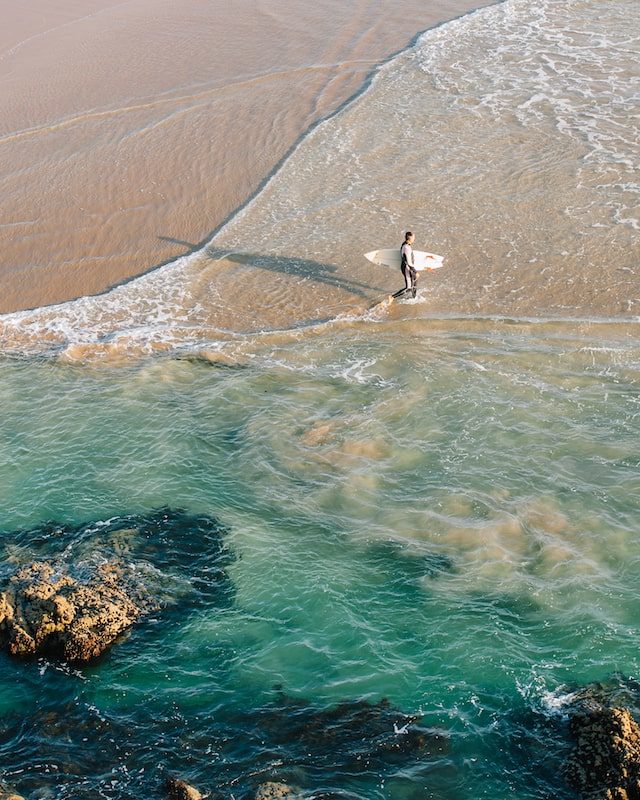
top-left (3, 507), bottom-right (234, 610)
top-left (565, 676), bottom-right (640, 718)
top-left (564, 703), bottom-right (640, 799)
top-left (254, 694), bottom-right (448, 775)
top-left (0, 559), bottom-right (158, 662)
top-left (165, 776), bottom-right (203, 799)
top-left (0, 507), bottom-right (235, 664)
top-left (0, 691), bottom-right (445, 799)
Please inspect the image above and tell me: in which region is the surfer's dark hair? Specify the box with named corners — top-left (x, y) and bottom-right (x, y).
top-left (405, 231), bottom-right (413, 240)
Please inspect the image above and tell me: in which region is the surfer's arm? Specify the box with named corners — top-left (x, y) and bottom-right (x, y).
top-left (404, 244), bottom-right (415, 267)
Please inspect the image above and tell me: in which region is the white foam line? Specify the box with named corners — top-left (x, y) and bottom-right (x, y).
top-left (3, 0), bottom-right (637, 358)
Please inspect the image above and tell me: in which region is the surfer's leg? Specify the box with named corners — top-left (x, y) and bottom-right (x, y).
top-left (402, 264), bottom-right (411, 290)
top-left (411, 268), bottom-right (418, 298)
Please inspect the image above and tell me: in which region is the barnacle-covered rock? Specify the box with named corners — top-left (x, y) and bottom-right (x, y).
top-left (0, 559), bottom-right (156, 663)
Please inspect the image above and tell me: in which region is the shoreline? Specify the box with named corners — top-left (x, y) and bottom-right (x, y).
top-left (1, 306), bottom-right (637, 366)
top-left (0, 0), bottom-right (495, 315)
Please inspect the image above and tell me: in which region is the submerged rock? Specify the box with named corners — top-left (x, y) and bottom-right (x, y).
top-left (565, 703), bottom-right (640, 799)
top-left (165, 776), bottom-right (203, 800)
top-left (0, 690), bottom-right (445, 799)
top-left (0, 559), bottom-right (157, 662)
top-left (254, 782), bottom-right (297, 799)
top-left (254, 694), bottom-right (447, 775)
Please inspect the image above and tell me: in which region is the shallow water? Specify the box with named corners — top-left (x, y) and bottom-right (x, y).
top-left (0, 0), bottom-right (638, 796)
top-left (0, 0), bottom-right (492, 313)
top-left (1, 316), bottom-right (639, 798)
top-left (0, 0), bottom-right (637, 357)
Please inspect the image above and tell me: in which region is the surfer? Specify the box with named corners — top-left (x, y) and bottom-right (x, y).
top-left (393, 231), bottom-right (417, 298)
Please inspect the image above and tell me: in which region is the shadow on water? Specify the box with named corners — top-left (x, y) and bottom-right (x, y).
top-left (161, 237), bottom-right (382, 299)
top-left (157, 236), bottom-right (197, 251)
top-left (207, 247), bottom-right (380, 298)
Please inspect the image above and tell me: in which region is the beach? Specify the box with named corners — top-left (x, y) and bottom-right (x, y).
top-left (0, 0), bottom-right (636, 357)
top-left (0, 1), bottom-right (639, 798)
top-left (0, 0), bottom-right (493, 314)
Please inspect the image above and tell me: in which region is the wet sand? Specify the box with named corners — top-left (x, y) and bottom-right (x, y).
top-left (0, 0), bottom-right (493, 314)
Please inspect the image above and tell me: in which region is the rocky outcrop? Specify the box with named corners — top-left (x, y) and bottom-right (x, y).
top-left (0, 559), bottom-right (157, 663)
top-left (165, 777), bottom-right (203, 800)
top-left (0, 507), bottom-right (235, 665)
top-left (565, 703), bottom-right (640, 800)
top-left (0, 784), bottom-right (25, 800)
top-left (255, 782), bottom-right (298, 799)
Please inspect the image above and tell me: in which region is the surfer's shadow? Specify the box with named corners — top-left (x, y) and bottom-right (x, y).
top-left (204, 247), bottom-right (378, 298)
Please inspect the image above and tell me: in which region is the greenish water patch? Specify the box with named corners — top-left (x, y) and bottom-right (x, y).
top-left (0, 318), bottom-right (638, 798)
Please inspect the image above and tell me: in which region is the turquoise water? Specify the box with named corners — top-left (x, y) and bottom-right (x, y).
top-left (1, 317), bottom-right (639, 798)
top-left (1, 0), bottom-right (638, 795)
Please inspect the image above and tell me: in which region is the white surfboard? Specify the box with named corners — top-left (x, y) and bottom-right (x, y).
top-left (364, 248), bottom-right (444, 271)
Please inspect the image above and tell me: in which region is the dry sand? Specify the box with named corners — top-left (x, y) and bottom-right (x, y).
top-left (0, 0), bottom-right (493, 314)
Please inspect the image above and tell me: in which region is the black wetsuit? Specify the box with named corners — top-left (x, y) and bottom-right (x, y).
top-left (400, 241), bottom-right (417, 297)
